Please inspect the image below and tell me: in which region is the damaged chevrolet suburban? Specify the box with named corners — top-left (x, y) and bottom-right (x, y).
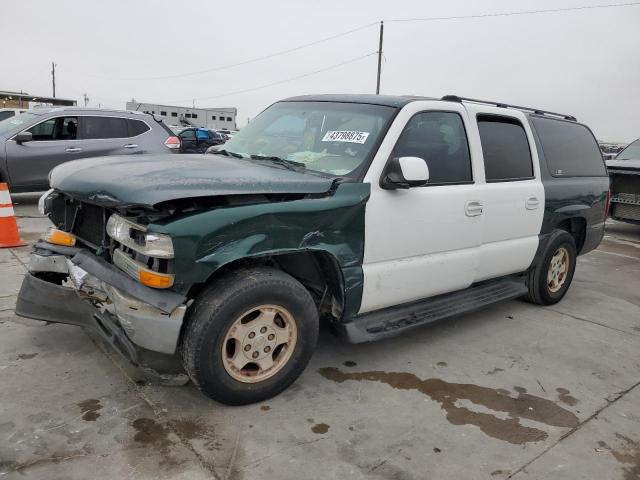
top-left (16, 94), bottom-right (609, 405)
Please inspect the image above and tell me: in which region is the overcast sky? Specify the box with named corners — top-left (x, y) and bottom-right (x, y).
top-left (2, 0), bottom-right (639, 142)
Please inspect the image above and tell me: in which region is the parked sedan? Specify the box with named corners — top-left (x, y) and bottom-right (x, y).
top-left (0, 108), bottom-right (180, 192)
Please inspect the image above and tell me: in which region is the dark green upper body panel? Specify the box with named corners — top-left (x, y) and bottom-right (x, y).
top-left (150, 182), bottom-right (370, 318)
top-left (49, 154), bottom-right (335, 207)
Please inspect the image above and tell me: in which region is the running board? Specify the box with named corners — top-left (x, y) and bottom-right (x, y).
top-left (336, 277), bottom-right (527, 343)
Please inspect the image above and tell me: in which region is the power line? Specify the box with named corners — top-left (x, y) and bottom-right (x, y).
top-left (166, 52), bottom-right (377, 104)
top-left (386, 1), bottom-right (640, 23)
top-left (82, 22), bottom-right (378, 81)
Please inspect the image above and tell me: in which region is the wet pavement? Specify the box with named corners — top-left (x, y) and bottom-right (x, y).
top-left (1, 193), bottom-right (639, 479)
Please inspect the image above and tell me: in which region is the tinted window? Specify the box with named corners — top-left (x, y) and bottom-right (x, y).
top-left (0, 111), bottom-right (15, 121)
top-left (392, 111), bottom-right (472, 185)
top-left (127, 119), bottom-right (150, 137)
top-left (28, 116), bottom-right (78, 141)
top-left (478, 116), bottom-right (533, 182)
top-left (531, 116), bottom-right (606, 176)
top-left (180, 129), bottom-right (196, 139)
top-left (83, 116), bottom-right (128, 139)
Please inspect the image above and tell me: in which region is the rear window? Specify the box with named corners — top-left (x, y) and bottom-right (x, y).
top-left (530, 116), bottom-right (606, 177)
top-left (478, 115), bottom-right (533, 182)
top-left (83, 116), bottom-right (128, 139)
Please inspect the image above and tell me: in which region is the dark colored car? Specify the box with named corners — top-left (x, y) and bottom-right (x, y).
top-left (606, 138), bottom-right (640, 224)
top-left (179, 128), bottom-right (225, 153)
top-left (17, 94), bottom-right (608, 405)
top-left (0, 108), bottom-right (180, 192)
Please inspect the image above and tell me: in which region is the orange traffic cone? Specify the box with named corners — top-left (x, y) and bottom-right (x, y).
top-left (0, 183), bottom-right (26, 248)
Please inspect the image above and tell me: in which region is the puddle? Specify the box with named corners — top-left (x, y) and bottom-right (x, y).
top-left (260, 405), bottom-right (271, 411)
top-left (319, 367), bottom-right (579, 444)
top-left (599, 434), bottom-right (640, 480)
top-left (311, 423), bottom-right (329, 434)
top-left (556, 388), bottom-right (578, 406)
top-left (78, 399), bottom-right (103, 421)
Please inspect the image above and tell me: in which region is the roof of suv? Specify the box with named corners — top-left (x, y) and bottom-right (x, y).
top-left (280, 94), bottom-right (577, 121)
top-left (281, 94), bottom-right (436, 108)
top-left (31, 107), bottom-right (151, 117)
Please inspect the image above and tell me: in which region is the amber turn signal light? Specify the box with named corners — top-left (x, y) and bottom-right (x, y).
top-left (139, 270), bottom-right (174, 289)
top-left (43, 228), bottom-right (76, 247)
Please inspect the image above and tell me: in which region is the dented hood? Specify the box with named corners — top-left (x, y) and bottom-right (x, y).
top-left (49, 154), bottom-right (335, 207)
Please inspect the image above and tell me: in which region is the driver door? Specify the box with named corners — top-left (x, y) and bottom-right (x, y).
top-left (5, 115), bottom-right (79, 189)
top-left (360, 103), bottom-right (485, 313)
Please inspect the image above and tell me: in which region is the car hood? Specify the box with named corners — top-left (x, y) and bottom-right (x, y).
top-left (606, 159), bottom-right (640, 172)
top-left (49, 154), bottom-right (335, 208)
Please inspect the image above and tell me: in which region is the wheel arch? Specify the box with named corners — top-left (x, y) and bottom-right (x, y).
top-left (187, 249), bottom-right (346, 322)
top-left (554, 216), bottom-right (587, 253)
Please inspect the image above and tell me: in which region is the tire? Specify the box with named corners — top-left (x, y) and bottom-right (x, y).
top-left (182, 266), bottom-right (319, 405)
top-left (525, 229), bottom-right (577, 305)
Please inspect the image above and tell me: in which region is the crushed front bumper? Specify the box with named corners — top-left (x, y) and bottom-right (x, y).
top-left (15, 241), bottom-right (190, 378)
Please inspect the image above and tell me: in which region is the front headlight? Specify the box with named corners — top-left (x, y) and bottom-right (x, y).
top-left (106, 214), bottom-right (174, 258)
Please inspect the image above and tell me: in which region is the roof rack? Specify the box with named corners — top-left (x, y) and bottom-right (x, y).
top-left (441, 95), bottom-right (576, 122)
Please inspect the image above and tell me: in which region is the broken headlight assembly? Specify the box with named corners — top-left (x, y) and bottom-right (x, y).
top-left (106, 214), bottom-right (175, 289)
top-left (106, 214), bottom-right (174, 258)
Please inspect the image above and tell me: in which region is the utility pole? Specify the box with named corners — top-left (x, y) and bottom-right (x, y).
top-left (83, 93), bottom-right (89, 107)
top-left (51, 62), bottom-right (57, 98)
top-left (376, 21), bottom-right (384, 95)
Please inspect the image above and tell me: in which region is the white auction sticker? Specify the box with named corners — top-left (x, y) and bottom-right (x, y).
top-left (321, 130), bottom-right (370, 144)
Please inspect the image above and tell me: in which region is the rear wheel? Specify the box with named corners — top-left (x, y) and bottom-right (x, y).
top-left (525, 229), bottom-right (577, 305)
top-left (182, 266), bottom-right (319, 405)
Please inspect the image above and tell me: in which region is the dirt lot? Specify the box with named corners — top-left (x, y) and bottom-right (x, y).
top-left (1, 193), bottom-right (639, 480)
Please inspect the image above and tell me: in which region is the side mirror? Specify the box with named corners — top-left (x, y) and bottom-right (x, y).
top-left (381, 156), bottom-right (430, 190)
top-left (15, 131), bottom-right (33, 144)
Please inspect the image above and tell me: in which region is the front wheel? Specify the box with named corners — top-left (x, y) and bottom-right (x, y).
top-left (525, 229), bottom-right (577, 305)
top-left (182, 267), bottom-right (319, 405)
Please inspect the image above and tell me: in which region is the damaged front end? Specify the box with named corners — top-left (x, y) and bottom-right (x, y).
top-left (16, 190), bottom-right (191, 382)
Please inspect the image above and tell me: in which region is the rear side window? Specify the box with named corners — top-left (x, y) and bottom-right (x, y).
top-left (0, 111), bottom-right (15, 121)
top-left (392, 111), bottom-right (472, 185)
top-left (83, 116), bottom-right (128, 139)
top-left (478, 115), bottom-right (533, 182)
top-left (531, 116), bottom-right (606, 176)
top-left (127, 119), bottom-right (150, 136)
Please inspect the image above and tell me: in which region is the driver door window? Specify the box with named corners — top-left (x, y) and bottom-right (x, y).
top-left (392, 112), bottom-right (472, 185)
top-left (27, 117), bottom-right (78, 141)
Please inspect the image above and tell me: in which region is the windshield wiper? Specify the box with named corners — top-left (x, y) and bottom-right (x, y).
top-left (250, 155), bottom-right (306, 171)
top-left (215, 148), bottom-right (244, 158)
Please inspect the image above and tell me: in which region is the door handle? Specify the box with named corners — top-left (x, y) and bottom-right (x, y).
top-left (65, 147), bottom-right (82, 153)
top-left (465, 200), bottom-right (484, 217)
top-left (526, 197), bottom-right (540, 210)
top-left (123, 143), bottom-right (138, 149)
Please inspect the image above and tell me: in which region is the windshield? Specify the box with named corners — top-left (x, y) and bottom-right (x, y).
top-left (0, 112), bottom-right (42, 137)
top-left (222, 101), bottom-right (396, 177)
top-left (617, 139), bottom-right (640, 160)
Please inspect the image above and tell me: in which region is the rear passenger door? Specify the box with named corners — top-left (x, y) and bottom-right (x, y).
top-left (78, 116), bottom-right (145, 158)
top-left (467, 107), bottom-right (545, 281)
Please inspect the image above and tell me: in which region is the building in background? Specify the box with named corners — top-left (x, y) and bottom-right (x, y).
top-left (126, 100), bottom-right (237, 130)
top-left (1, 90), bottom-right (77, 109)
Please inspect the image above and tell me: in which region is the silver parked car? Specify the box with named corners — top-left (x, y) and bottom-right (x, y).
top-left (0, 108), bottom-right (180, 192)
